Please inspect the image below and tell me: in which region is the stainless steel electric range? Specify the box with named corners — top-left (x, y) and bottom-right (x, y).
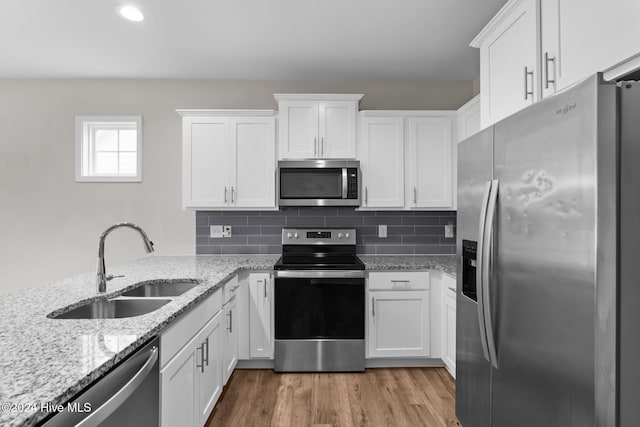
top-left (273, 228), bottom-right (365, 372)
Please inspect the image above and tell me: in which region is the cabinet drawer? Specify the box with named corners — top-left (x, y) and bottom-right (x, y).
top-left (161, 288), bottom-right (222, 368)
top-left (368, 272), bottom-right (429, 291)
top-left (222, 275), bottom-right (240, 303)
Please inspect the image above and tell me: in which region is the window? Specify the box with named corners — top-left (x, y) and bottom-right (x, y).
top-left (75, 116), bottom-right (142, 182)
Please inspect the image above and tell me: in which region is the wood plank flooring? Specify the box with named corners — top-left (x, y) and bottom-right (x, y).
top-left (207, 368), bottom-right (459, 427)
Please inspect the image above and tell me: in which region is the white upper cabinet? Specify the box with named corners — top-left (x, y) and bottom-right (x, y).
top-left (471, 0), bottom-right (540, 128)
top-left (357, 114), bottom-right (405, 209)
top-left (275, 94), bottom-right (362, 159)
top-left (474, 0), bottom-right (640, 124)
top-left (541, 0), bottom-right (640, 97)
top-left (229, 117), bottom-right (276, 208)
top-left (457, 95), bottom-right (481, 142)
top-left (406, 115), bottom-right (454, 209)
top-left (178, 110), bottom-right (276, 210)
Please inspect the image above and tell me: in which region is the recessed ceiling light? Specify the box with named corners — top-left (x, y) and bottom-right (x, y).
top-left (116, 4), bottom-right (144, 22)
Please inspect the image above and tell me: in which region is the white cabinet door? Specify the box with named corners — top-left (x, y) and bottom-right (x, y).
top-left (196, 311), bottom-right (223, 426)
top-left (229, 117), bottom-right (276, 208)
top-left (477, 0), bottom-right (539, 127)
top-left (319, 101), bottom-right (357, 158)
top-left (407, 117), bottom-right (453, 209)
top-left (358, 116), bottom-right (405, 208)
top-left (161, 337), bottom-right (198, 427)
top-left (223, 296), bottom-right (239, 384)
top-left (541, 0), bottom-right (640, 97)
top-left (182, 117), bottom-right (230, 208)
top-left (249, 273), bottom-right (273, 358)
top-left (278, 101), bottom-right (319, 159)
top-left (440, 274), bottom-right (456, 378)
top-left (368, 290), bottom-right (430, 358)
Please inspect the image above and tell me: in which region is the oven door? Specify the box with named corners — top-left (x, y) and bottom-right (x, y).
top-left (274, 272), bottom-right (365, 372)
top-left (275, 275), bottom-right (364, 340)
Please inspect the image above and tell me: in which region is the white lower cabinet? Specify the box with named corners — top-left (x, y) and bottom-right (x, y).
top-left (248, 272), bottom-right (273, 358)
top-left (222, 295), bottom-right (238, 383)
top-left (441, 273), bottom-right (457, 378)
top-left (367, 272), bottom-right (431, 358)
top-left (196, 314), bottom-right (223, 426)
top-left (160, 285), bottom-right (224, 427)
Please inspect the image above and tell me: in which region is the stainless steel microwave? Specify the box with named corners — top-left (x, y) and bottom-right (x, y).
top-left (277, 160), bottom-right (360, 207)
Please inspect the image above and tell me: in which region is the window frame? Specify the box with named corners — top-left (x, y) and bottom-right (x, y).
top-left (75, 116), bottom-right (143, 182)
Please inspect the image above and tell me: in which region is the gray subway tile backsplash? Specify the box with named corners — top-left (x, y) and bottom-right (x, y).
top-left (195, 208), bottom-right (456, 255)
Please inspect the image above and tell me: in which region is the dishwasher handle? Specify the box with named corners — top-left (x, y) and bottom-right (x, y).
top-left (75, 345), bottom-right (158, 427)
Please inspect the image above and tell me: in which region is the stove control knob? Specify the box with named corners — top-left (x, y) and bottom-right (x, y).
top-left (338, 233), bottom-right (343, 239)
top-left (294, 232), bottom-right (299, 239)
top-left (345, 232), bottom-right (350, 239)
top-left (287, 232), bottom-right (292, 239)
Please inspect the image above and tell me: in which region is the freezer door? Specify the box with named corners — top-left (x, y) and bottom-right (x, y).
top-left (490, 76), bottom-right (608, 427)
top-left (456, 127), bottom-right (493, 427)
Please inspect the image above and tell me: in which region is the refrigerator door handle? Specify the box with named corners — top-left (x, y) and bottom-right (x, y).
top-left (483, 179), bottom-right (500, 369)
top-left (476, 180), bottom-right (492, 362)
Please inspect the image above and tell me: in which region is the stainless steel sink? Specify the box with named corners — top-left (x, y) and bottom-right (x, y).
top-left (51, 298), bottom-right (171, 319)
top-left (120, 281), bottom-right (200, 297)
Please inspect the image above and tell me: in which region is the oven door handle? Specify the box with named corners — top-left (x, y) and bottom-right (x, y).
top-left (274, 270), bottom-right (365, 279)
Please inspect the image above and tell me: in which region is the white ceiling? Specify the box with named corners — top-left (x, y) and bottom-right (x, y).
top-left (0, 0), bottom-right (506, 80)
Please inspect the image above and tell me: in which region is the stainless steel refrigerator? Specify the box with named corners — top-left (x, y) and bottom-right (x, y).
top-left (456, 73), bottom-right (640, 427)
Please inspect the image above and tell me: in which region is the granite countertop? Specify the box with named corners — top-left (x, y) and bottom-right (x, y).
top-left (360, 255), bottom-right (457, 276)
top-left (0, 255), bottom-right (278, 427)
top-left (0, 253), bottom-right (455, 426)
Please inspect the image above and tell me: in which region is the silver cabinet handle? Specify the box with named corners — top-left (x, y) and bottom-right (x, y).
top-left (231, 186), bottom-right (235, 203)
top-left (264, 277), bottom-right (268, 299)
top-left (371, 297), bottom-right (375, 318)
top-left (391, 280), bottom-right (410, 283)
top-left (229, 309), bottom-right (233, 333)
top-left (224, 186), bottom-right (228, 203)
top-left (321, 136), bottom-right (324, 157)
top-left (524, 66), bottom-right (534, 100)
top-left (314, 137), bottom-right (318, 157)
top-left (413, 187), bottom-right (417, 205)
top-left (447, 287), bottom-right (456, 293)
top-left (230, 284), bottom-right (240, 292)
top-left (544, 52), bottom-right (556, 89)
top-left (196, 343), bottom-right (205, 373)
top-left (365, 186), bottom-right (368, 205)
top-left (204, 337), bottom-right (210, 367)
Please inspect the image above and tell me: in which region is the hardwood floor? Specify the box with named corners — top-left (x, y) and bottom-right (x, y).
top-left (207, 368), bottom-right (459, 427)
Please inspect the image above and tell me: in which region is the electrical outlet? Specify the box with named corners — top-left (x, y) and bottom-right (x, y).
top-left (210, 225), bottom-right (224, 238)
top-left (444, 223), bottom-right (455, 238)
top-left (378, 224), bottom-right (387, 238)
top-left (223, 225), bottom-right (232, 237)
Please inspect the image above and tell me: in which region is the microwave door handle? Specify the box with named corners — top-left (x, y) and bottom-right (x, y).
top-left (342, 168), bottom-right (348, 198)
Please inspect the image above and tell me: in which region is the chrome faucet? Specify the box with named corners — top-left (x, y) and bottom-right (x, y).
top-left (96, 222), bottom-right (154, 293)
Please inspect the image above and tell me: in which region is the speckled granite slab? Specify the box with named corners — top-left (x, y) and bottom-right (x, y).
top-left (0, 255), bottom-right (277, 427)
top-left (360, 255), bottom-right (457, 276)
top-left (0, 253), bottom-right (455, 426)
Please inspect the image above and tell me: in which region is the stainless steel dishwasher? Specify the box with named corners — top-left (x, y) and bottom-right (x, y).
top-left (40, 337), bottom-right (159, 427)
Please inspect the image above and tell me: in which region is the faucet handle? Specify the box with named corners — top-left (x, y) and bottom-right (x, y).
top-left (106, 274), bottom-right (125, 281)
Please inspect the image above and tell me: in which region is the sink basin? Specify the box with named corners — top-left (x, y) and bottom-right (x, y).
top-left (51, 298), bottom-right (171, 319)
top-left (120, 281), bottom-right (200, 297)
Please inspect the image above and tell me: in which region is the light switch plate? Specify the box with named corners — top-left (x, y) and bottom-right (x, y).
top-left (444, 223), bottom-right (454, 238)
top-left (378, 224), bottom-right (387, 238)
top-left (210, 225), bottom-right (224, 238)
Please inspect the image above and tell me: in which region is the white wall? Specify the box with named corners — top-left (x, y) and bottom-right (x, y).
top-left (0, 79), bottom-right (473, 295)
